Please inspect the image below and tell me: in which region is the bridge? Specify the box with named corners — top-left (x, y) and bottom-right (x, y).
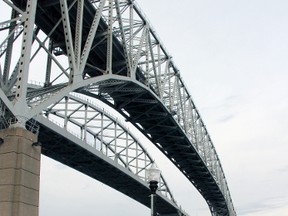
top-left (0, 0), bottom-right (236, 215)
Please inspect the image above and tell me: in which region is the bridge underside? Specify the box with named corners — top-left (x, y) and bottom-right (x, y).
top-left (12, 0), bottom-right (135, 78)
top-left (37, 116), bottom-right (179, 216)
top-left (79, 78), bottom-right (228, 214)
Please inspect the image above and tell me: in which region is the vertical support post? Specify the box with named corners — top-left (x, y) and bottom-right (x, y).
top-left (135, 141), bottom-right (138, 174)
top-left (125, 131), bottom-right (128, 167)
top-left (157, 43), bottom-right (162, 99)
top-left (3, 9), bottom-right (18, 87)
top-left (64, 96), bottom-right (68, 129)
top-left (114, 121), bottom-right (117, 153)
top-left (100, 113), bottom-right (104, 153)
top-left (59, 0), bottom-right (76, 84)
top-left (145, 28), bottom-right (149, 84)
top-left (13, 0), bottom-right (38, 114)
top-left (0, 127), bottom-right (40, 216)
top-left (75, 0), bottom-right (84, 67)
top-left (106, 0), bottom-right (113, 74)
top-left (129, 3), bottom-right (133, 75)
top-left (151, 193), bottom-right (156, 216)
top-left (44, 39), bottom-right (53, 87)
top-left (83, 104), bottom-right (88, 141)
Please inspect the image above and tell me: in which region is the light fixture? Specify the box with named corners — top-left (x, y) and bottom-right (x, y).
top-left (147, 163), bottom-right (161, 216)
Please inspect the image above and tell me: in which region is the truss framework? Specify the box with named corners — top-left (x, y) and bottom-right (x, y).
top-left (42, 92), bottom-right (175, 202)
top-left (0, 1), bottom-right (236, 215)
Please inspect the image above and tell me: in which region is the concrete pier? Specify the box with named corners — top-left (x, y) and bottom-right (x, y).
top-left (0, 127), bottom-right (40, 216)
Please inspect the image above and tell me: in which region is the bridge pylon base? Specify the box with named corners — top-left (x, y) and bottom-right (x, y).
top-left (0, 127), bottom-right (40, 216)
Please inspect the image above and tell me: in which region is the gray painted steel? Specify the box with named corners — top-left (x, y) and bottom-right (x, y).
top-left (36, 115), bottom-right (183, 215)
top-left (0, 0), bottom-right (236, 215)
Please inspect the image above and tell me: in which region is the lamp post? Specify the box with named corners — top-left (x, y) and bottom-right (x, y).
top-left (147, 163), bottom-right (161, 216)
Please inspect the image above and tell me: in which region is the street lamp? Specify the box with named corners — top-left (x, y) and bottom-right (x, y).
top-left (147, 163), bottom-right (161, 216)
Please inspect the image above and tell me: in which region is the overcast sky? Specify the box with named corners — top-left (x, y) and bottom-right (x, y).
top-left (39, 0), bottom-right (288, 216)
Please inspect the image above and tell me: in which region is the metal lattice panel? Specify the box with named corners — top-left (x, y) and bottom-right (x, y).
top-left (42, 92), bottom-right (175, 201)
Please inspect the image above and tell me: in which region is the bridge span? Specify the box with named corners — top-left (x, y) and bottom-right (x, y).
top-left (0, 0), bottom-right (236, 215)
top-left (35, 93), bottom-right (186, 216)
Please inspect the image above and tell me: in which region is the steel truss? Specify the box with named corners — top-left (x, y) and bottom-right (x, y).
top-left (0, 0), bottom-right (236, 215)
top-left (42, 92), bottom-right (175, 202)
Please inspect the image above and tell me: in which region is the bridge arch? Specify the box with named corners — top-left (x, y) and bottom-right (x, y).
top-left (0, 0), bottom-right (236, 215)
top-left (40, 92), bottom-right (175, 202)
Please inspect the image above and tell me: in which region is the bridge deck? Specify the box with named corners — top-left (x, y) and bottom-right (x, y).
top-left (81, 79), bottom-right (228, 214)
top-left (37, 116), bottom-right (181, 216)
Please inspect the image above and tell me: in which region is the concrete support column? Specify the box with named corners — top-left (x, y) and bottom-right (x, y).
top-left (0, 127), bottom-right (40, 216)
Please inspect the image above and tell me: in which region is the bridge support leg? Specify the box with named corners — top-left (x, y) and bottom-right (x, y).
top-left (0, 127), bottom-right (40, 216)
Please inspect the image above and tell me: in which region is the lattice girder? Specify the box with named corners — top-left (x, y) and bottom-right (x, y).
top-left (42, 92), bottom-right (175, 202)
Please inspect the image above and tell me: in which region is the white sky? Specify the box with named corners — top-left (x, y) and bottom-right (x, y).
top-left (38, 0), bottom-right (288, 216)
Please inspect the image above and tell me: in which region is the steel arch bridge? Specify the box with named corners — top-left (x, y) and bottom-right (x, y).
top-left (0, 0), bottom-right (236, 215)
